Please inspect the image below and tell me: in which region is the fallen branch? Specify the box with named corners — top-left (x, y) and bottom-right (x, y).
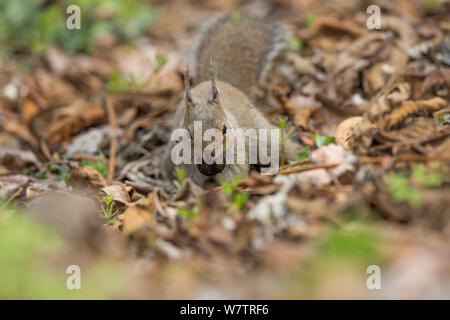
top-left (279, 162), bottom-right (339, 175)
top-left (281, 158), bottom-right (310, 169)
top-left (103, 93), bottom-right (117, 185)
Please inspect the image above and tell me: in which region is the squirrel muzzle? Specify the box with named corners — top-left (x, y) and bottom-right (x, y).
top-left (196, 161), bottom-right (225, 176)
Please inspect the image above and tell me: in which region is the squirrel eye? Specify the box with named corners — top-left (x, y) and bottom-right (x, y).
top-left (222, 124), bottom-right (227, 134)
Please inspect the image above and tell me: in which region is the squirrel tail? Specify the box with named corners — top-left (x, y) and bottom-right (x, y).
top-left (192, 13), bottom-right (286, 96)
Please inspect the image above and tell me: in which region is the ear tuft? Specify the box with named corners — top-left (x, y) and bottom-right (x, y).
top-left (209, 57), bottom-right (219, 103)
top-left (184, 67), bottom-right (195, 110)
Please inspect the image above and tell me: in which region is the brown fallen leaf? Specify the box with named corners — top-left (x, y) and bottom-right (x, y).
top-left (379, 117), bottom-right (437, 142)
top-left (336, 116), bottom-right (363, 150)
top-left (294, 106), bottom-right (321, 129)
top-left (1, 118), bottom-right (38, 146)
top-left (102, 182), bottom-right (132, 205)
top-left (120, 191), bottom-right (157, 234)
top-left (0, 174), bottom-right (28, 198)
top-left (30, 98), bottom-right (105, 144)
top-left (0, 149), bottom-right (42, 172)
top-left (380, 97), bottom-right (447, 129)
top-left (71, 166), bottom-right (107, 190)
top-left (20, 96), bottom-right (40, 124)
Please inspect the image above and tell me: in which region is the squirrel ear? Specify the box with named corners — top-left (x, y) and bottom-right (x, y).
top-left (209, 57), bottom-right (219, 104)
top-left (184, 67), bottom-right (195, 110)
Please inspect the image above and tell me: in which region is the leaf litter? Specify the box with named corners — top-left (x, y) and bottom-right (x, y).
top-left (0, 0), bottom-right (449, 299)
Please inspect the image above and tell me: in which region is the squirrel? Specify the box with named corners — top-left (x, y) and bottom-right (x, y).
top-left (162, 13), bottom-right (300, 186)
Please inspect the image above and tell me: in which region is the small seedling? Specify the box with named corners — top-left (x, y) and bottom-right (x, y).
top-left (306, 13), bottom-right (316, 28)
top-left (48, 163), bottom-right (71, 184)
top-left (285, 33), bottom-right (303, 52)
top-left (278, 116), bottom-right (296, 168)
top-left (177, 205), bottom-right (199, 219)
top-left (426, 0), bottom-right (438, 8)
top-left (82, 151), bottom-right (108, 178)
top-left (220, 175), bottom-right (249, 209)
top-left (173, 168), bottom-right (186, 190)
top-left (154, 53), bottom-right (167, 73)
top-left (438, 112), bottom-right (449, 125)
top-left (233, 192), bottom-right (249, 209)
top-left (101, 195), bottom-right (119, 225)
top-left (297, 145), bottom-right (310, 161)
top-left (230, 11), bottom-right (245, 22)
top-left (411, 164), bottom-right (443, 187)
top-left (105, 70), bottom-right (135, 93)
top-left (384, 172), bottom-right (422, 208)
top-left (312, 134), bottom-right (335, 147)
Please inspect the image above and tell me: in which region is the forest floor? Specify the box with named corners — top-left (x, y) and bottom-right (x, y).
top-left (0, 0), bottom-right (449, 299)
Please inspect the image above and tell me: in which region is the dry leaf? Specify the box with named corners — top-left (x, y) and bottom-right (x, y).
top-left (120, 191), bottom-right (157, 234)
top-left (71, 166), bottom-right (107, 190)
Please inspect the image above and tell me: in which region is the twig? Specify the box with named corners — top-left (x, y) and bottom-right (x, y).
top-left (369, 129), bottom-right (450, 152)
top-left (281, 158), bottom-right (310, 169)
top-left (360, 154), bottom-right (449, 164)
top-left (1, 186), bottom-right (24, 209)
top-left (103, 93), bottom-right (117, 184)
top-left (124, 180), bottom-right (155, 193)
top-left (279, 162), bottom-right (339, 175)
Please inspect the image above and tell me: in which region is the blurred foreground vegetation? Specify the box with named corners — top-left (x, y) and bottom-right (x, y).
top-left (0, 0), bottom-right (158, 57)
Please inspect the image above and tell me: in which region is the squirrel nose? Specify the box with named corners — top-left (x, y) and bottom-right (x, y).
top-left (197, 161), bottom-right (225, 176)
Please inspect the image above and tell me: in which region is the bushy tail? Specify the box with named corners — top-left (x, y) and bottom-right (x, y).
top-left (192, 13), bottom-right (286, 96)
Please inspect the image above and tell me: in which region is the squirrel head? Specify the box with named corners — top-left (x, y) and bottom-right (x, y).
top-left (183, 64), bottom-right (228, 176)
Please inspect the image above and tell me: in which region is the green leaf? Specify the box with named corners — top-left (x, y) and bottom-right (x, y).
top-left (82, 152), bottom-right (108, 178)
top-left (412, 164), bottom-right (443, 187)
top-left (230, 11), bottom-right (244, 22)
top-left (297, 146), bottom-right (310, 160)
top-left (384, 172), bottom-right (422, 207)
top-left (177, 207), bottom-right (198, 219)
top-left (285, 33), bottom-right (303, 52)
top-left (438, 112), bottom-right (449, 124)
top-left (233, 192), bottom-right (249, 209)
top-left (306, 13), bottom-right (316, 28)
top-left (312, 134), bottom-right (335, 147)
top-left (154, 53), bottom-right (167, 72)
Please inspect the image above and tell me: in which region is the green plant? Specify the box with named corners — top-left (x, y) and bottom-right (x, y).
top-left (173, 168), bottom-right (186, 190)
top-left (278, 116), bottom-right (296, 168)
top-left (293, 219), bottom-right (383, 297)
top-left (220, 175), bottom-right (249, 209)
top-left (154, 53), bottom-right (167, 73)
top-left (384, 172), bottom-right (422, 207)
top-left (426, 0), bottom-right (438, 8)
top-left (438, 112), bottom-right (449, 124)
top-left (101, 195), bottom-right (119, 225)
top-left (82, 152), bottom-right (108, 178)
top-left (411, 164), bottom-right (443, 187)
top-left (48, 163), bottom-right (72, 184)
top-left (285, 33), bottom-right (303, 52)
top-left (306, 13), bottom-right (316, 28)
top-left (0, 0), bottom-right (158, 57)
top-left (0, 204), bottom-right (66, 299)
top-left (0, 203), bottom-right (124, 299)
top-left (177, 205), bottom-right (199, 219)
top-left (105, 69), bottom-right (136, 93)
top-left (106, 53), bottom-right (167, 93)
top-left (233, 192), bottom-right (249, 209)
top-left (312, 134), bottom-right (335, 147)
top-left (230, 11), bottom-right (245, 22)
top-left (297, 145), bottom-right (310, 161)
